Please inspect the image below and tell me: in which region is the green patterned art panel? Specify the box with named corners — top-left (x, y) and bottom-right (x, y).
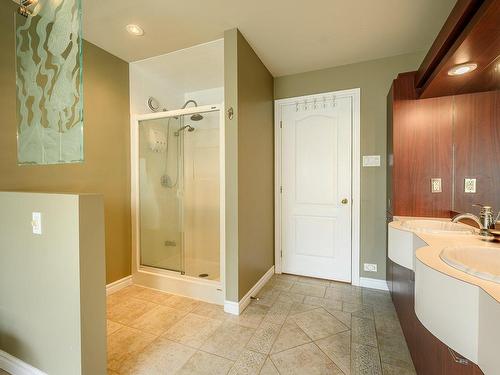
top-left (16, 0), bottom-right (83, 165)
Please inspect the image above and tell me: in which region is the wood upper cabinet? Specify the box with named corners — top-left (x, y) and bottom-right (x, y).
top-left (416, 0), bottom-right (500, 98)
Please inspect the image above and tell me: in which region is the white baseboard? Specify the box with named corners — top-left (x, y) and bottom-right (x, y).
top-left (0, 349), bottom-right (46, 375)
top-left (106, 275), bottom-right (133, 296)
top-left (224, 266), bottom-right (275, 315)
top-left (359, 277), bottom-right (389, 291)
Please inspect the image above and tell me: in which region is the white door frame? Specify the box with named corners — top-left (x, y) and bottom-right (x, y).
top-left (274, 89), bottom-right (361, 286)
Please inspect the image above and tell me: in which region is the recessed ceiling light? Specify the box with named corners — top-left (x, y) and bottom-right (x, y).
top-left (448, 63), bottom-right (477, 76)
top-left (126, 24), bottom-right (144, 36)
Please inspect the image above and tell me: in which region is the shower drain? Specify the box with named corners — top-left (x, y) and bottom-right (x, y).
top-left (198, 273), bottom-right (209, 278)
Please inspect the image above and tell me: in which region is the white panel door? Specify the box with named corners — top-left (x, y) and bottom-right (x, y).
top-left (281, 97), bottom-right (352, 282)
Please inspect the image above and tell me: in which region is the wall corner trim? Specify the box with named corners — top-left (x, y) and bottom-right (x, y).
top-left (106, 275), bottom-right (133, 296)
top-left (0, 349), bottom-right (47, 375)
top-left (359, 277), bottom-right (389, 291)
top-left (224, 266), bottom-right (275, 315)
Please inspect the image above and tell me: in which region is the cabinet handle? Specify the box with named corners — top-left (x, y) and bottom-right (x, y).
top-left (448, 348), bottom-right (469, 365)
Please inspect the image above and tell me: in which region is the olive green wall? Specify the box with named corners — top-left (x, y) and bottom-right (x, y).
top-left (224, 29), bottom-right (275, 302)
top-left (0, 0), bottom-right (131, 284)
top-left (0, 192), bottom-right (106, 375)
top-left (275, 52), bottom-right (425, 280)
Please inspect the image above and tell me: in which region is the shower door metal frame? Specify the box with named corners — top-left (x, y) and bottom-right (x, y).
top-left (130, 104), bottom-right (226, 303)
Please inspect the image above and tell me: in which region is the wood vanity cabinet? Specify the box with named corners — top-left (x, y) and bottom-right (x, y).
top-left (385, 1), bottom-right (499, 372)
top-left (388, 259), bottom-right (484, 375)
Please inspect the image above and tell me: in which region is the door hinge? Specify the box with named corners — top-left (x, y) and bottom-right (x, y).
top-left (280, 186), bottom-right (283, 194)
top-left (280, 249), bottom-right (283, 257)
top-left (280, 121), bottom-right (283, 129)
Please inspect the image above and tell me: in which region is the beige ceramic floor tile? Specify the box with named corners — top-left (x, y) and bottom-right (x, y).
top-left (164, 313), bottom-right (222, 349)
top-left (163, 295), bottom-right (201, 314)
top-left (290, 282), bottom-right (326, 298)
top-left (259, 358), bottom-right (279, 375)
top-left (351, 342), bottom-right (382, 375)
top-left (262, 300), bottom-right (293, 325)
top-left (377, 334), bottom-right (415, 370)
top-left (228, 349), bottom-right (267, 375)
top-left (288, 302), bottom-right (320, 316)
top-left (117, 337), bottom-right (195, 375)
top-left (107, 326), bottom-right (156, 371)
top-left (327, 308), bottom-right (352, 328)
top-left (246, 321), bottom-right (281, 354)
top-left (107, 297), bottom-right (158, 326)
top-left (129, 286), bottom-right (173, 305)
top-left (177, 350), bottom-right (234, 375)
top-left (270, 321), bottom-right (311, 354)
top-left (277, 291), bottom-right (305, 303)
top-left (201, 321), bottom-right (256, 360)
top-left (303, 296), bottom-right (343, 312)
top-left (191, 302), bottom-right (231, 321)
top-left (343, 302), bottom-right (374, 320)
top-left (271, 342), bottom-right (343, 374)
top-left (316, 331), bottom-right (351, 375)
top-left (294, 276), bottom-right (331, 287)
top-left (289, 308), bottom-right (349, 341)
top-left (129, 305), bottom-right (187, 335)
top-left (228, 304), bottom-right (270, 328)
top-left (381, 362), bottom-right (417, 375)
top-left (253, 289), bottom-right (282, 307)
top-left (269, 278), bottom-right (294, 292)
top-left (352, 316), bottom-right (378, 348)
top-left (107, 320), bottom-right (123, 336)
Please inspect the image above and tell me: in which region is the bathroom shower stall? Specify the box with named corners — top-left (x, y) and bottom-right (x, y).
top-left (131, 104), bottom-right (225, 303)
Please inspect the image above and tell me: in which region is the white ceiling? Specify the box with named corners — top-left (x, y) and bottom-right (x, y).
top-left (83, 0), bottom-right (456, 77)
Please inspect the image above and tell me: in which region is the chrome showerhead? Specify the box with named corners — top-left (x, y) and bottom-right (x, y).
top-left (174, 125), bottom-right (195, 136)
top-left (190, 113), bottom-right (203, 121)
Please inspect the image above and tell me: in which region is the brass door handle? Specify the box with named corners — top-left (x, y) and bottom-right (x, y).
top-left (341, 198), bottom-right (349, 205)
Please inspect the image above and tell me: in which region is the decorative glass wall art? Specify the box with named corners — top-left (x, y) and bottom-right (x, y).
top-left (15, 0), bottom-right (83, 165)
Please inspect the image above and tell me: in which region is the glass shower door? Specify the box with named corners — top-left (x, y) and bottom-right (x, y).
top-left (137, 108), bottom-right (221, 280)
top-left (138, 116), bottom-right (184, 273)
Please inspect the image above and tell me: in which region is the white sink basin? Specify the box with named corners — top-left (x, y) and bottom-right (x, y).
top-left (440, 246), bottom-right (500, 284)
top-left (400, 220), bottom-right (475, 235)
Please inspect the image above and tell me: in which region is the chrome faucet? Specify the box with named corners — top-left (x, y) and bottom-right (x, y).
top-left (451, 204), bottom-right (496, 239)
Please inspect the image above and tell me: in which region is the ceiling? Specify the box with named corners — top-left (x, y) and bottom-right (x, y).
top-left (83, 0), bottom-right (457, 77)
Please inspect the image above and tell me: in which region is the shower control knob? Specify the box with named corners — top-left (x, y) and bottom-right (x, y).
top-left (341, 198), bottom-right (349, 205)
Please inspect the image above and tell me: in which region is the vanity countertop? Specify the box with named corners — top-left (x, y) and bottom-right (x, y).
top-left (389, 217), bottom-right (500, 303)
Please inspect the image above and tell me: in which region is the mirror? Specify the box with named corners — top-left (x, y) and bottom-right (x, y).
top-left (452, 90), bottom-right (500, 216)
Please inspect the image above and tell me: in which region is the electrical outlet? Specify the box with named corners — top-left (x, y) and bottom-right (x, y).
top-left (32, 212), bottom-right (42, 235)
top-left (364, 263), bottom-right (377, 272)
top-left (464, 178), bottom-right (476, 193)
top-left (431, 178), bottom-right (442, 193)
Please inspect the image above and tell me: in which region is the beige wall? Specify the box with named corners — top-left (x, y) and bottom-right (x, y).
top-left (0, 192), bottom-right (106, 374)
top-left (275, 52), bottom-right (425, 280)
top-left (224, 29), bottom-right (275, 301)
top-left (0, 0), bottom-right (131, 284)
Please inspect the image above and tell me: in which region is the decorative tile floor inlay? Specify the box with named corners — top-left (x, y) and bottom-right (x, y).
top-left (106, 276), bottom-right (416, 374)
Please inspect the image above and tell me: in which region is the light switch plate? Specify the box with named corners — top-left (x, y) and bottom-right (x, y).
top-left (362, 155), bottom-right (381, 167)
top-left (32, 212), bottom-right (42, 235)
top-left (431, 178), bottom-right (442, 193)
top-left (464, 178), bottom-right (476, 193)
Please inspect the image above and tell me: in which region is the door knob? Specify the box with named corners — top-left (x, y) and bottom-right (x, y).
top-left (341, 198), bottom-right (349, 205)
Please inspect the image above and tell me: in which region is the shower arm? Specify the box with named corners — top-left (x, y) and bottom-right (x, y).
top-left (181, 100), bottom-right (198, 109)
